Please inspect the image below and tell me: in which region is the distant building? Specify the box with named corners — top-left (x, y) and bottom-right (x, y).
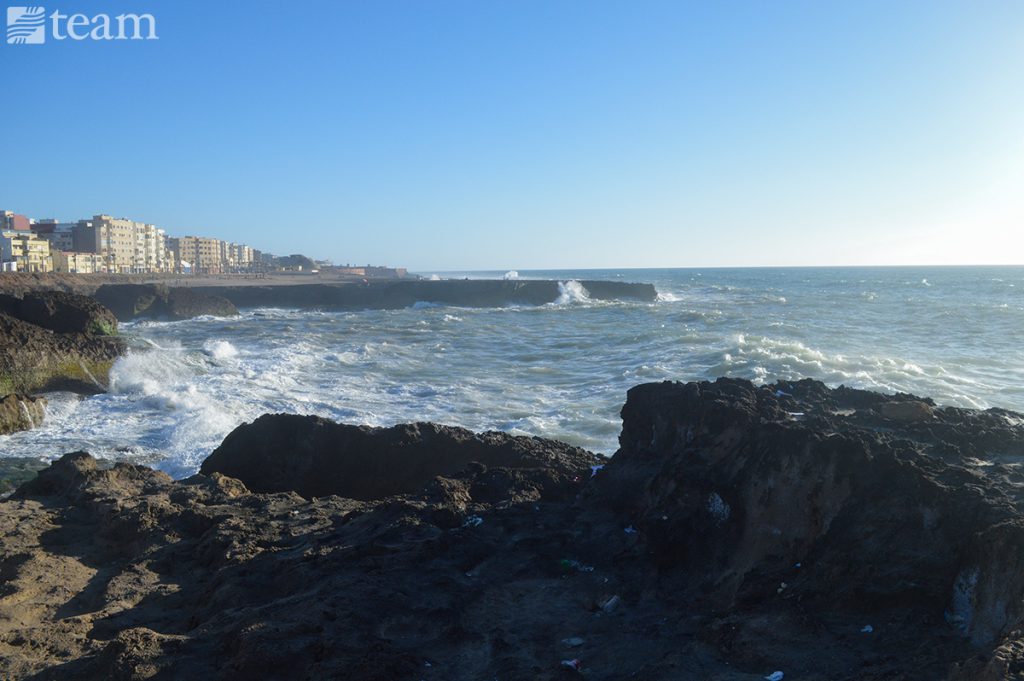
top-left (75, 215), bottom-right (172, 273)
top-left (0, 230), bottom-right (53, 272)
top-left (0, 210), bottom-right (31, 232)
top-left (168, 236), bottom-right (255, 274)
top-left (169, 236), bottom-right (225, 274)
top-left (53, 251), bottom-right (104, 274)
top-left (31, 219), bottom-right (76, 252)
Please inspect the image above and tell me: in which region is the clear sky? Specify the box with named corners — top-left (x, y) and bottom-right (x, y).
top-left (1, 1), bottom-right (1022, 270)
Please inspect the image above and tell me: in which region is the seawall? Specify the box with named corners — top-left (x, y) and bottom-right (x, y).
top-left (178, 279), bottom-right (657, 309)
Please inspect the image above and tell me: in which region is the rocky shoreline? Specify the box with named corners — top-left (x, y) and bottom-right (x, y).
top-left (0, 275), bottom-right (656, 434)
top-left (2, 378), bottom-right (1023, 679)
top-left (0, 291), bottom-right (125, 403)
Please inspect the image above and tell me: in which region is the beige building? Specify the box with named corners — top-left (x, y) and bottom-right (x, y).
top-left (76, 215), bottom-right (173, 273)
top-left (1, 231), bottom-right (53, 272)
top-left (53, 251), bottom-right (104, 274)
top-left (169, 236), bottom-right (225, 273)
top-left (168, 236), bottom-right (255, 273)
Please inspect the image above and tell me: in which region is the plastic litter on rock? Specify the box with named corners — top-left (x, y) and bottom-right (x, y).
top-left (560, 658), bottom-right (582, 672)
top-left (462, 515), bottom-right (483, 528)
top-left (624, 525), bottom-right (637, 534)
top-left (562, 637), bottom-right (585, 647)
top-left (601, 595), bottom-right (621, 613)
top-left (590, 464), bottom-right (605, 477)
top-left (861, 625), bottom-right (874, 633)
top-left (765, 672), bottom-right (784, 681)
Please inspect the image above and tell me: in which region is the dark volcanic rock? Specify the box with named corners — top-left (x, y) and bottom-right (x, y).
top-left (4, 383), bottom-right (1024, 680)
top-left (93, 283), bottom-right (238, 321)
top-left (0, 290), bottom-right (118, 335)
top-left (0, 312), bottom-right (125, 394)
top-left (0, 394), bottom-right (45, 435)
top-left (592, 377), bottom-right (1024, 676)
top-left (201, 416), bottom-right (597, 500)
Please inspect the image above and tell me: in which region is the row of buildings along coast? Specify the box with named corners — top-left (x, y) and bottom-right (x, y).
top-left (1, 210), bottom-right (259, 274)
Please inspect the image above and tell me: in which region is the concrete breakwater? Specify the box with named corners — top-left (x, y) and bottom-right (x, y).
top-left (178, 279), bottom-right (658, 310)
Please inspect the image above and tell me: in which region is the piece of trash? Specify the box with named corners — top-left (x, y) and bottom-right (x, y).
top-left (424, 661), bottom-right (432, 667)
top-left (624, 525), bottom-right (637, 534)
top-left (794, 562), bottom-right (802, 568)
top-left (560, 658), bottom-right (582, 671)
top-left (562, 637), bottom-right (585, 647)
top-left (775, 389), bottom-right (790, 397)
top-left (765, 672), bottom-right (784, 681)
top-left (861, 625), bottom-right (873, 633)
top-left (559, 559), bottom-right (594, 573)
top-left (601, 595), bottom-right (621, 613)
top-left (590, 464), bottom-right (605, 477)
top-left (462, 515), bottom-right (483, 528)
top-left (776, 582), bottom-right (788, 594)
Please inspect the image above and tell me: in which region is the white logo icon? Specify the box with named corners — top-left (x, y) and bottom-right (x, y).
top-left (7, 6), bottom-right (45, 44)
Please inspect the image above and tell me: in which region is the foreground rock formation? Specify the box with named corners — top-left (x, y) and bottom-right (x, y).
top-left (2, 379), bottom-right (1024, 679)
top-left (0, 292), bottom-right (125, 395)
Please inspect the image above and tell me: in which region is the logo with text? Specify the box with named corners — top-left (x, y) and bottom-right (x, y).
top-left (6, 6), bottom-right (158, 44)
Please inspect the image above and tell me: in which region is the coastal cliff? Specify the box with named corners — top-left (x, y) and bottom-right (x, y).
top-left (2, 379), bottom-right (1023, 679)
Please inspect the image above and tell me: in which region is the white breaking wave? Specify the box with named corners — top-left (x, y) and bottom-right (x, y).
top-left (203, 339), bottom-right (239, 361)
top-left (554, 280), bottom-right (591, 305)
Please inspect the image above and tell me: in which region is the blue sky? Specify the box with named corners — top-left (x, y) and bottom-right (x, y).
top-left (1, 1), bottom-right (1022, 270)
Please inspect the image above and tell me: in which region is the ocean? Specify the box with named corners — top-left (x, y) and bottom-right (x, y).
top-left (3, 266), bottom-right (1022, 478)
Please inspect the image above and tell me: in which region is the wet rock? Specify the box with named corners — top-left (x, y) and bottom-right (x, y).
top-left (0, 394), bottom-right (45, 435)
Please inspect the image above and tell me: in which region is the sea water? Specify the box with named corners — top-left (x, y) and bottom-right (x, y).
top-left (2, 266), bottom-right (1022, 478)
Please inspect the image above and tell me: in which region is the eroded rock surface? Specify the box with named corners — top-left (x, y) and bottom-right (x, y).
top-left (3, 380), bottom-right (1024, 679)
